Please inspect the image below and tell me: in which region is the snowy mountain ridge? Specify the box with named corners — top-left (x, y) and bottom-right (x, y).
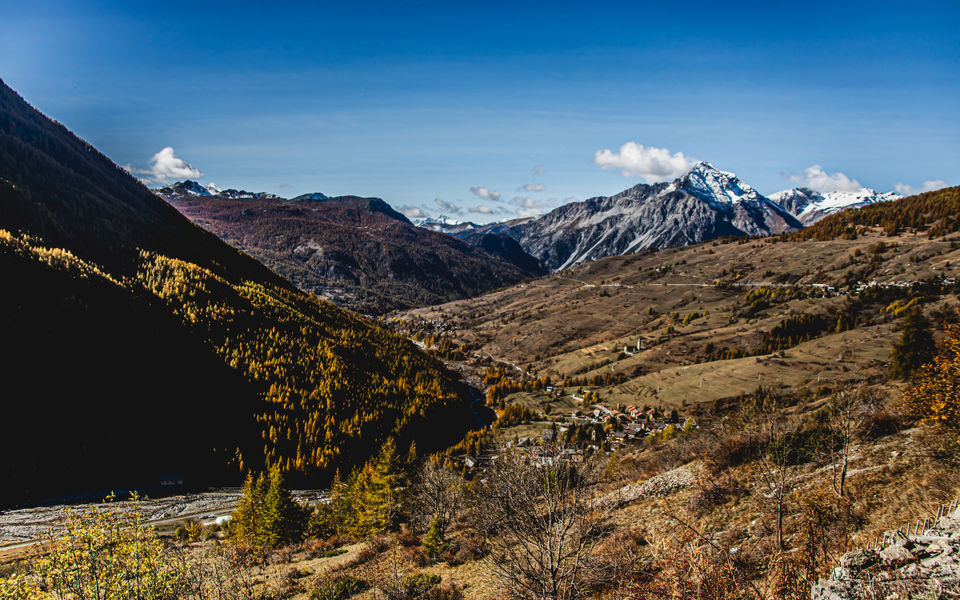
top-left (454, 162), bottom-right (802, 272)
top-left (768, 187), bottom-right (902, 225)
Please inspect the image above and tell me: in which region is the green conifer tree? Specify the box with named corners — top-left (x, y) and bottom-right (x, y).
top-left (232, 471), bottom-right (268, 545)
top-left (263, 464), bottom-right (304, 548)
top-left (890, 308), bottom-right (936, 379)
top-left (355, 439), bottom-right (399, 536)
top-left (422, 514), bottom-right (446, 560)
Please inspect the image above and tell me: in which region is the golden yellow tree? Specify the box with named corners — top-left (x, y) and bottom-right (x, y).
top-left (903, 320), bottom-right (960, 441)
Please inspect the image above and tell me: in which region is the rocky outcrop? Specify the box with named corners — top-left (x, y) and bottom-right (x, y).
top-left (812, 502), bottom-right (960, 599)
top-left (596, 465), bottom-right (696, 509)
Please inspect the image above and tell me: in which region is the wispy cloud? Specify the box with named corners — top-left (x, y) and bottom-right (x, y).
top-left (511, 196), bottom-right (545, 210)
top-left (125, 146), bottom-right (203, 183)
top-left (434, 197), bottom-right (463, 215)
top-left (893, 180), bottom-right (947, 196)
top-left (516, 208), bottom-right (544, 218)
top-left (789, 165), bottom-right (863, 192)
top-left (398, 205), bottom-right (429, 219)
top-left (469, 205), bottom-right (496, 215)
top-left (469, 186), bottom-right (501, 201)
top-left (533, 165), bottom-right (545, 176)
top-left (520, 183), bottom-right (545, 192)
top-left (594, 142), bottom-right (695, 182)
top-left (511, 196), bottom-right (551, 218)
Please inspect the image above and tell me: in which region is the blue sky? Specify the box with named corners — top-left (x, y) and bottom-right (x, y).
top-left (1, 0), bottom-right (957, 223)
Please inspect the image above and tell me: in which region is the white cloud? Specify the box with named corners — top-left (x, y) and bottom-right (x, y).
top-left (790, 165), bottom-right (863, 193)
top-left (469, 186), bottom-right (501, 201)
top-left (594, 142), bottom-right (695, 182)
top-left (510, 196), bottom-right (551, 218)
top-left (469, 205), bottom-right (495, 214)
top-left (894, 180), bottom-right (947, 196)
top-left (398, 205), bottom-right (429, 219)
top-left (149, 147), bottom-right (202, 182)
top-left (520, 183), bottom-right (545, 192)
top-left (125, 146), bottom-right (203, 183)
top-left (511, 196), bottom-right (545, 209)
top-left (434, 197), bottom-right (463, 215)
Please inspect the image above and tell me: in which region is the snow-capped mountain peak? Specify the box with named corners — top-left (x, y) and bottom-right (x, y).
top-left (414, 215), bottom-right (480, 235)
top-left (152, 180), bottom-right (214, 197)
top-left (414, 214), bottom-right (464, 227)
top-left (768, 187), bottom-right (901, 225)
top-left (678, 161), bottom-right (766, 207)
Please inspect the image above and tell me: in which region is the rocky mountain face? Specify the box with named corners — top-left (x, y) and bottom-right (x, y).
top-left (159, 186), bottom-right (543, 313)
top-left (413, 215), bottom-right (479, 236)
top-left (769, 187), bottom-right (902, 225)
top-left (467, 162), bottom-right (801, 272)
top-left (812, 503), bottom-right (960, 599)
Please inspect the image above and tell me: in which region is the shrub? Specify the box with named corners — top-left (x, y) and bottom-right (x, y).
top-left (423, 583), bottom-right (464, 600)
top-left (397, 525), bottom-right (421, 547)
top-left (400, 573), bottom-right (442, 597)
top-left (767, 422), bottom-right (842, 466)
top-left (858, 409), bottom-right (901, 440)
top-left (311, 575), bottom-right (368, 600)
top-left (704, 434), bottom-right (761, 473)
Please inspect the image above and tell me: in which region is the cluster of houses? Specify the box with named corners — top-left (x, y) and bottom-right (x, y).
top-left (458, 399), bottom-right (693, 473)
top-left (575, 403), bottom-right (687, 443)
top-left (853, 277), bottom-right (957, 293)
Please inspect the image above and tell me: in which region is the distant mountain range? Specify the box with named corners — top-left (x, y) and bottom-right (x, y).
top-left (424, 163), bottom-right (798, 271)
top-left (162, 160), bottom-right (907, 294)
top-left (767, 187), bottom-right (902, 226)
top-left (156, 181), bottom-right (545, 314)
top-left (410, 163), bottom-right (903, 272)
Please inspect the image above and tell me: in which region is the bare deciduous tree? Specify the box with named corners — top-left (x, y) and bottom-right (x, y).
top-left (824, 386), bottom-right (881, 499)
top-left (407, 455), bottom-right (464, 540)
top-left (756, 416), bottom-right (796, 551)
top-left (473, 447), bottom-right (606, 600)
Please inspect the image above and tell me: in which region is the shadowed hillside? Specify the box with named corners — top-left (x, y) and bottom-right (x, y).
top-left (163, 189), bottom-right (544, 314)
top-left (0, 79), bottom-right (473, 507)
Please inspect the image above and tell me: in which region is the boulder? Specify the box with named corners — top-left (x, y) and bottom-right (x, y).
top-left (879, 544), bottom-right (914, 568)
top-left (839, 548), bottom-right (878, 574)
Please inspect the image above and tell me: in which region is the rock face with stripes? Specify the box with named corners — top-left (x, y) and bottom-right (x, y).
top-left (811, 502), bottom-right (960, 599)
top-left (469, 162), bottom-right (801, 272)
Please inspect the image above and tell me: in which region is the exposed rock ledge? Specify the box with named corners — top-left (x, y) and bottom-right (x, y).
top-left (812, 503), bottom-right (960, 599)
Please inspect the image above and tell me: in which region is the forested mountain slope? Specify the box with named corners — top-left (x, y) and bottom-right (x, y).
top-left (0, 79), bottom-right (471, 507)
top-left (162, 187), bottom-right (543, 314)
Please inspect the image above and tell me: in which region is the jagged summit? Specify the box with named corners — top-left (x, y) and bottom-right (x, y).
top-left (154, 180), bottom-right (280, 201)
top-left (155, 180), bottom-right (212, 197)
top-left (458, 162), bottom-right (802, 271)
top-left (676, 161), bottom-right (768, 207)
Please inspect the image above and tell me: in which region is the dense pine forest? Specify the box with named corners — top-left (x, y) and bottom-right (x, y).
top-left (0, 79), bottom-right (473, 507)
